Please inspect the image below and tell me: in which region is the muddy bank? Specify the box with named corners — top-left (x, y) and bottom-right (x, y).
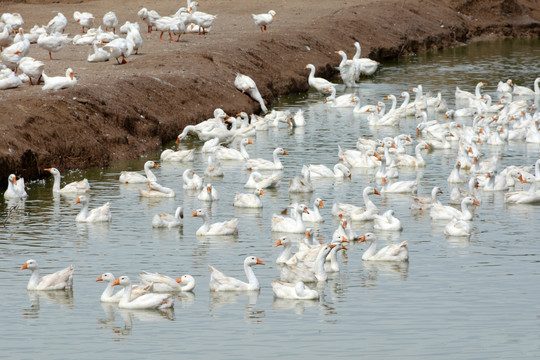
top-left (1, 0), bottom-right (539, 186)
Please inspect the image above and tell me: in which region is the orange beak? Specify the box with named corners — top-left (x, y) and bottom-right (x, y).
top-left (256, 258), bottom-right (265, 265)
top-left (274, 239), bottom-right (283, 247)
top-left (319, 200), bottom-right (324, 208)
top-left (20, 262), bottom-right (28, 270)
top-left (283, 150), bottom-right (289, 155)
top-left (75, 197), bottom-right (81, 204)
top-left (259, 189), bottom-right (264, 196)
top-left (343, 220), bottom-right (347, 228)
top-left (342, 236), bottom-right (349, 243)
top-left (96, 275), bottom-right (103, 282)
top-left (374, 188), bottom-right (381, 195)
top-left (329, 244), bottom-right (337, 249)
top-left (359, 235), bottom-right (366, 242)
top-left (153, 163), bottom-right (159, 168)
top-left (176, 277), bottom-right (183, 283)
top-left (112, 278), bottom-right (120, 286)
top-left (69, 72), bottom-right (74, 80)
top-left (176, 137), bottom-right (180, 143)
top-left (191, 211), bottom-right (198, 217)
top-left (473, 199), bottom-right (480, 206)
top-left (248, 139), bottom-right (253, 145)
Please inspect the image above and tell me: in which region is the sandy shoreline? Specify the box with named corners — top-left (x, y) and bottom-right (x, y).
top-left (0, 0), bottom-right (539, 185)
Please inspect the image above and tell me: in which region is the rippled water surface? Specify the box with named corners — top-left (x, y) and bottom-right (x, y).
top-left (2, 38), bottom-right (540, 359)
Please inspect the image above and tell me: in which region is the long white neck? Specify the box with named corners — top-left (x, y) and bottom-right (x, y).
top-left (534, 78), bottom-right (540, 93)
top-left (326, 87), bottom-right (337, 102)
top-left (326, 246), bottom-right (340, 272)
top-left (399, 93), bottom-right (410, 109)
top-left (277, 242), bottom-right (293, 263)
top-left (415, 144), bottom-right (425, 161)
top-left (362, 241), bottom-right (378, 260)
top-left (315, 248), bottom-right (328, 281)
top-left (388, 96), bottom-right (397, 112)
top-left (77, 200), bottom-right (89, 220)
top-left (120, 282), bottom-right (133, 304)
top-left (144, 163), bottom-right (157, 182)
top-left (311, 203), bottom-right (321, 218)
top-left (535, 159), bottom-right (540, 178)
top-left (475, 83), bottom-right (483, 98)
top-left (460, 202), bottom-right (473, 220)
top-left (52, 172), bottom-right (61, 192)
top-left (431, 188), bottom-right (440, 202)
top-left (244, 263), bottom-right (259, 289)
top-left (363, 188), bottom-right (375, 209)
top-left (101, 281), bottom-right (115, 300)
top-left (239, 141), bottom-right (250, 159)
top-left (200, 213), bottom-right (210, 232)
top-left (28, 268), bottom-right (41, 289)
top-left (338, 52), bottom-right (348, 67)
top-left (308, 66), bottom-right (315, 80)
top-left (272, 150), bottom-right (282, 168)
top-left (353, 42), bottom-right (361, 60)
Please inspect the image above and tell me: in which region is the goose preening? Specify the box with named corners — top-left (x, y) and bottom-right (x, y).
top-left (373, 209), bottom-right (403, 231)
top-left (112, 275), bottom-right (174, 310)
top-left (443, 217), bottom-right (472, 237)
top-left (21, 259), bottom-right (74, 291)
top-left (139, 181), bottom-right (175, 198)
top-left (279, 244), bottom-right (335, 282)
top-left (209, 256), bottom-right (264, 291)
top-left (272, 281), bottom-right (319, 300)
top-left (182, 168), bottom-right (203, 190)
top-left (139, 272), bottom-right (196, 292)
top-left (152, 207), bottom-right (184, 228)
top-left (359, 233), bottom-right (409, 261)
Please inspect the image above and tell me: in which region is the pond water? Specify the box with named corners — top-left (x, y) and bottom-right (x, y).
top-left (2, 37), bottom-right (540, 359)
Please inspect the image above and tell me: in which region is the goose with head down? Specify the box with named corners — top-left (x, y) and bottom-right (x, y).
top-left (152, 207), bottom-right (183, 228)
top-left (138, 272), bottom-right (195, 292)
top-left (139, 181), bottom-right (175, 198)
top-left (373, 209), bottom-right (403, 231)
top-left (182, 168), bottom-right (203, 190)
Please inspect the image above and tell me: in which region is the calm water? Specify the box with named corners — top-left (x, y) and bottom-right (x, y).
top-left (2, 38), bottom-right (540, 359)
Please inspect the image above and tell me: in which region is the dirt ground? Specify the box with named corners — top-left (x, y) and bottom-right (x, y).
top-left (0, 0), bottom-right (539, 185)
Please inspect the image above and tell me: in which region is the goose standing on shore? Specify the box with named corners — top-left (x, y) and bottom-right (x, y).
top-left (102, 11), bottom-right (119, 33)
top-left (252, 10), bottom-right (276, 33)
top-left (352, 41), bottom-right (379, 78)
top-left (73, 11), bottom-right (95, 33)
top-left (41, 68), bottom-right (77, 91)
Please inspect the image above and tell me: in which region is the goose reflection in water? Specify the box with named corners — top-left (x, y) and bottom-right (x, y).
top-left (23, 289), bottom-right (74, 318)
top-left (209, 291), bottom-right (263, 322)
top-left (362, 260), bottom-right (409, 281)
top-left (272, 297), bottom-right (319, 315)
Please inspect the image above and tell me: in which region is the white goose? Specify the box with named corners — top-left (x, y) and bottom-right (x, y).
top-left (252, 10), bottom-right (276, 33)
top-left (45, 167), bottom-right (89, 194)
top-left (75, 195), bottom-right (111, 222)
top-left (192, 208), bottom-right (238, 236)
top-left (275, 237), bottom-right (294, 264)
top-left (139, 272), bottom-right (196, 292)
top-left (45, 12), bottom-right (68, 34)
top-left (302, 198), bottom-right (325, 223)
top-left (204, 155), bottom-right (224, 178)
top-left (160, 148), bottom-right (195, 162)
top-left (138, 181), bottom-right (175, 198)
top-left (380, 177), bottom-right (418, 194)
top-left (271, 203), bottom-right (309, 233)
top-left (209, 256), bottom-right (265, 291)
top-left (4, 174), bottom-right (27, 199)
top-left (21, 259), bottom-right (74, 291)
top-left (102, 11), bottom-right (119, 33)
top-left (280, 244), bottom-right (335, 282)
top-left (303, 163), bottom-right (351, 179)
top-left (430, 196), bottom-right (479, 220)
top-left (119, 160), bottom-right (159, 184)
top-left (152, 207), bottom-right (184, 228)
top-left (103, 37), bottom-right (134, 64)
top-left (513, 77), bottom-right (540, 97)
top-left (272, 281), bottom-right (319, 300)
top-left (324, 87), bottom-right (356, 107)
top-left (305, 64), bottom-right (337, 94)
top-left (182, 168), bottom-right (203, 190)
top-left (233, 188), bottom-right (264, 208)
top-left (352, 41), bottom-right (379, 77)
top-left (411, 186), bottom-right (443, 210)
top-left (137, 8), bottom-right (161, 33)
top-left (504, 173), bottom-right (540, 204)
top-left (373, 209), bottom-right (403, 231)
top-left (112, 275), bottom-right (174, 310)
top-left (359, 233), bottom-right (409, 261)
top-left (37, 32), bottom-right (70, 60)
top-left (289, 166), bottom-right (314, 193)
top-left (443, 217), bottom-right (471, 237)
top-left (18, 56), bottom-right (45, 85)
top-left (234, 73), bottom-right (267, 113)
top-left (41, 68), bottom-right (77, 91)
top-left (214, 138), bottom-right (253, 161)
top-left (244, 171), bottom-right (281, 189)
top-left (246, 147), bottom-right (288, 171)
top-left (447, 161), bottom-right (467, 184)
top-left (395, 142), bottom-right (430, 168)
top-left (332, 186), bottom-right (380, 221)
top-left (482, 170), bottom-right (509, 191)
top-left (198, 183), bottom-right (219, 201)
top-left (335, 50), bottom-right (357, 88)
top-left (96, 273), bottom-right (152, 302)
top-left (73, 11), bottom-right (95, 33)
top-left (87, 41), bottom-right (111, 62)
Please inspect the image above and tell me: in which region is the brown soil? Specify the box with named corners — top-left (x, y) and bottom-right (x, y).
top-left (1, 0), bottom-right (539, 185)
